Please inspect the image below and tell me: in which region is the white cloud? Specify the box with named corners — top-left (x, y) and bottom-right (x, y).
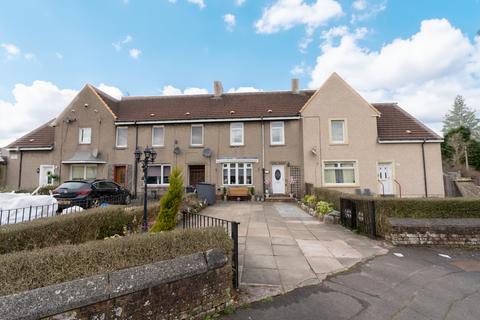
top-left (227, 87), bottom-right (262, 93)
top-left (187, 0), bottom-right (205, 9)
top-left (235, 0), bottom-right (245, 6)
top-left (24, 53), bottom-right (35, 60)
top-left (224, 14), bottom-right (236, 32)
top-left (55, 52), bottom-right (63, 59)
top-left (254, 0), bottom-right (342, 34)
top-left (350, 0), bottom-right (386, 23)
top-left (1, 43), bottom-right (21, 59)
top-left (161, 85), bottom-right (208, 95)
top-left (309, 19), bottom-right (480, 133)
top-left (0, 81), bottom-right (77, 147)
top-left (291, 62), bottom-right (310, 76)
top-left (129, 48), bottom-right (142, 59)
top-left (352, 0), bottom-right (367, 10)
top-left (112, 35), bottom-right (133, 51)
top-left (98, 83), bottom-right (123, 100)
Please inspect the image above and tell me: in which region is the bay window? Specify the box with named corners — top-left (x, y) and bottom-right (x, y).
top-left (223, 163), bottom-right (252, 185)
top-left (147, 164), bottom-right (171, 185)
top-left (323, 161), bottom-right (357, 185)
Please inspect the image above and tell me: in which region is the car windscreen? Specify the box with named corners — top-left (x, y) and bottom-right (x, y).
top-left (57, 182), bottom-right (89, 190)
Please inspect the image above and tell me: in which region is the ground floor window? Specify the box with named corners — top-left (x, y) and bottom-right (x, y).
top-left (223, 162), bottom-right (252, 185)
top-left (147, 164), bottom-right (171, 185)
top-left (323, 161), bottom-right (356, 185)
top-left (71, 165), bottom-right (97, 180)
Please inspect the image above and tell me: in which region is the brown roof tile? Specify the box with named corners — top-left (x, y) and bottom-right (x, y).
top-left (373, 103), bottom-right (441, 141)
top-left (6, 120), bottom-right (55, 149)
top-left (115, 90), bottom-right (316, 121)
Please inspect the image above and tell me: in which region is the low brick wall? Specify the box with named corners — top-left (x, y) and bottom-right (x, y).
top-left (0, 249), bottom-right (232, 320)
top-left (386, 218), bottom-right (480, 247)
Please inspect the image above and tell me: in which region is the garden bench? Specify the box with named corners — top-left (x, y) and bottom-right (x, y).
top-left (227, 187), bottom-right (250, 200)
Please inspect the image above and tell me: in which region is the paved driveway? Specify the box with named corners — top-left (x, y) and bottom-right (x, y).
top-left (202, 202), bottom-right (388, 301)
top-left (223, 247), bottom-right (480, 319)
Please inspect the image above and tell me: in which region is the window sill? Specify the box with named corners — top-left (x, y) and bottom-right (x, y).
top-left (270, 143), bottom-right (286, 147)
top-left (190, 145), bottom-right (204, 148)
top-left (323, 184), bottom-right (359, 188)
top-left (230, 144), bottom-right (245, 147)
top-left (329, 142), bottom-right (348, 146)
top-left (146, 184), bottom-right (170, 187)
top-left (115, 146), bottom-right (128, 150)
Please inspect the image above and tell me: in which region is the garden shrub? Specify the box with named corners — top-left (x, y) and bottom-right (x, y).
top-left (0, 204), bottom-right (159, 255)
top-left (0, 228), bottom-right (231, 296)
top-left (306, 195), bottom-right (316, 206)
top-left (314, 188), bottom-right (344, 210)
top-left (151, 167), bottom-right (184, 232)
top-left (315, 201), bottom-right (333, 217)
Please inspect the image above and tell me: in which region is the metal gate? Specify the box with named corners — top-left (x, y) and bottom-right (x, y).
top-left (340, 197), bottom-right (377, 239)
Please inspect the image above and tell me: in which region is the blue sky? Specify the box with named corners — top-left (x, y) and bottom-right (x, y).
top-left (1, 0), bottom-right (480, 146)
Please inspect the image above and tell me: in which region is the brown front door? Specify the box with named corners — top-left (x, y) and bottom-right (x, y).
top-left (189, 165), bottom-right (205, 188)
top-left (114, 165), bottom-right (127, 187)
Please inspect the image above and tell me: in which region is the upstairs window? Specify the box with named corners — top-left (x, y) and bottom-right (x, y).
top-left (152, 126), bottom-right (165, 147)
top-left (270, 121), bottom-right (285, 145)
top-left (147, 164), bottom-right (171, 185)
top-left (230, 122), bottom-right (244, 146)
top-left (116, 127), bottom-right (128, 148)
top-left (191, 124), bottom-right (204, 146)
top-left (330, 119), bottom-right (347, 144)
top-left (79, 128), bottom-right (92, 144)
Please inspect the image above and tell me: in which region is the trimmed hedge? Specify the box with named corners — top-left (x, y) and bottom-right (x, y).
top-left (314, 188), bottom-right (344, 210)
top-left (0, 204), bottom-right (159, 255)
top-left (0, 228), bottom-right (231, 296)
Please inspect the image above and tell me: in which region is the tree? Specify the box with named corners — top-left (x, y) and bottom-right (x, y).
top-left (442, 126), bottom-right (480, 171)
top-left (150, 167), bottom-right (184, 232)
top-left (442, 95), bottom-right (480, 140)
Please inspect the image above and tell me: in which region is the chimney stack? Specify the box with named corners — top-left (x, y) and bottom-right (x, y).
top-left (291, 78), bottom-right (300, 94)
top-left (214, 81), bottom-right (223, 97)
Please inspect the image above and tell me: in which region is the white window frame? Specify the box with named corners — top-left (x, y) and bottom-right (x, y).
top-left (152, 125), bottom-right (165, 147)
top-left (329, 118), bottom-right (348, 144)
top-left (270, 121), bottom-right (285, 145)
top-left (115, 127), bottom-right (128, 148)
top-left (70, 164), bottom-right (97, 180)
top-left (79, 128), bottom-right (92, 145)
top-left (322, 160), bottom-right (358, 186)
top-left (222, 162), bottom-right (253, 186)
top-left (146, 164), bottom-right (171, 186)
top-left (230, 122), bottom-right (244, 146)
top-left (191, 124), bottom-right (204, 147)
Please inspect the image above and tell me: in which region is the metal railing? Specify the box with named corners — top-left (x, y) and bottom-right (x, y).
top-left (340, 197), bottom-right (377, 239)
top-left (182, 211), bottom-right (240, 289)
top-left (0, 194), bottom-right (128, 226)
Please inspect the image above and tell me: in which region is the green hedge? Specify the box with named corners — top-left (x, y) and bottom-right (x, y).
top-left (0, 204), bottom-right (159, 255)
top-left (0, 228), bottom-right (231, 296)
top-left (314, 188), bottom-right (344, 210)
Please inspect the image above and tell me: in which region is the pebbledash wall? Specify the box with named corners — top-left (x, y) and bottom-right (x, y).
top-left (0, 250), bottom-right (233, 320)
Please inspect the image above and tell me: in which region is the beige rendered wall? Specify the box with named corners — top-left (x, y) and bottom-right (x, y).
top-left (302, 73), bottom-right (444, 197)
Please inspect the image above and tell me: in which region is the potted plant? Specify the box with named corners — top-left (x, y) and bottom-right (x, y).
top-left (288, 176), bottom-right (296, 198)
top-left (222, 187), bottom-right (227, 202)
top-left (249, 186), bottom-right (255, 201)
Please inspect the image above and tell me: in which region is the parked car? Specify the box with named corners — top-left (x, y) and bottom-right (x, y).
top-left (53, 179), bottom-right (131, 210)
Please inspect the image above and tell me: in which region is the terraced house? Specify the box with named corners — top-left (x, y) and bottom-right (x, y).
top-left (3, 73), bottom-right (445, 197)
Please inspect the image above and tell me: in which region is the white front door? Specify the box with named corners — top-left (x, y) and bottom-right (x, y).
top-left (377, 163), bottom-right (393, 195)
top-left (39, 165), bottom-right (55, 186)
top-left (271, 165), bottom-right (285, 194)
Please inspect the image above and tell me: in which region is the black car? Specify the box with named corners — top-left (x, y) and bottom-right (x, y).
top-left (53, 179), bottom-right (131, 210)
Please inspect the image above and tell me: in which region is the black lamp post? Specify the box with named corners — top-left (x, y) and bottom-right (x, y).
top-left (135, 146), bottom-right (157, 232)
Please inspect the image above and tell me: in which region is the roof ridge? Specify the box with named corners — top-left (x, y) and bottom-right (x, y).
top-left (90, 85), bottom-right (120, 102)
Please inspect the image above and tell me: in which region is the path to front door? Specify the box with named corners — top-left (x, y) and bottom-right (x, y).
top-left (202, 202), bottom-right (388, 302)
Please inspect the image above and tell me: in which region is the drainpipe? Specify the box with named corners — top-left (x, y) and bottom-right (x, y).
top-left (17, 149), bottom-right (23, 189)
top-left (261, 117), bottom-right (266, 195)
top-left (421, 139), bottom-right (428, 197)
top-left (133, 122), bottom-right (139, 198)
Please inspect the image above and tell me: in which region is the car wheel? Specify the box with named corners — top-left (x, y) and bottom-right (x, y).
top-left (124, 194), bottom-right (131, 205)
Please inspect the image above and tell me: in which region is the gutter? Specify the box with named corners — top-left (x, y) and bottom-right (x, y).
top-left (6, 147), bottom-right (53, 151)
top-left (261, 117), bottom-right (266, 196)
top-left (18, 150), bottom-right (23, 189)
top-left (378, 139), bottom-right (443, 144)
top-left (114, 116), bottom-right (301, 126)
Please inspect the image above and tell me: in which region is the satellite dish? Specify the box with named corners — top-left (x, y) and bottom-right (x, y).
top-left (173, 146), bottom-right (181, 155)
top-left (202, 148), bottom-right (212, 158)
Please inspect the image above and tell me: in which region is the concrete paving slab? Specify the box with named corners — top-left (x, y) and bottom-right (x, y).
top-left (272, 245), bottom-right (303, 256)
top-left (244, 255), bottom-right (277, 269)
top-left (275, 255), bottom-right (311, 270)
top-left (306, 256), bottom-right (345, 274)
top-left (278, 268), bottom-right (319, 292)
top-left (296, 239), bottom-right (334, 257)
top-left (242, 268), bottom-right (282, 286)
top-left (245, 245), bottom-right (273, 256)
top-left (271, 237), bottom-right (297, 245)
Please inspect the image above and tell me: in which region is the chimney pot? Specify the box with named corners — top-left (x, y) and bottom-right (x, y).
top-left (214, 81), bottom-right (223, 97)
top-left (291, 78), bottom-right (300, 94)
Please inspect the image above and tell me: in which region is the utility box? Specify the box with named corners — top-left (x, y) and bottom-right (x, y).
top-left (197, 182), bottom-right (216, 205)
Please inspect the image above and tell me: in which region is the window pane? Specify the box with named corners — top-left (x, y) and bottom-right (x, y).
top-left (71, 166), bottom-right (84, 180)
top-left (85, 166), bottom-right (97, 179)
top-left (152, 127), bottom-right (164, 146)
top-left (331, 120), bottom-right (344, 142)
top-left (230, 164), bottom-right (236, 184)
top-left (191, 126), bottom-right (203, 145)
top-left (117, 128), bottom-right (128, 147)
top-left (271, 122), bottom-right (284, 144)
top-left (341, 169), bottom-right (355, 183)
top-left (223, 167), bottom-right (228, 184)
top-left (147, 166), bottom-right (161, 184)
top-left (163, 165), bottom-right (171, 184)
top-left (80, 128), bottom-right (91, 144)
top-left (238, 163), bottom-right (244, 184)
top-left (246, 168), bottom-right (252, 184)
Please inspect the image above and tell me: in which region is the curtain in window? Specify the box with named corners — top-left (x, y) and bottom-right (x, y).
top-left (152, 127), bottom-right (164, 146)
top-left (191, 126), bottom-right (203, 145)
top-left (331, 120), bottom-right (344, 142)
top-left (117, 128), bottom-right (128, 147)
